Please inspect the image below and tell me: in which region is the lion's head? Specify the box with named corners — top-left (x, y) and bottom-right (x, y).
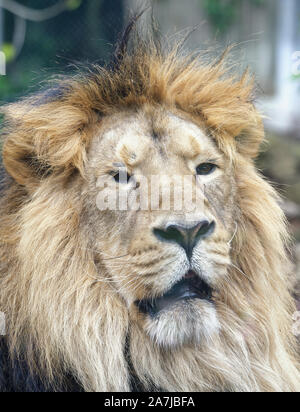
top-left (85, 107), bottom-right (236, 348)
top-left (0, 20), bottom-right (299, 392)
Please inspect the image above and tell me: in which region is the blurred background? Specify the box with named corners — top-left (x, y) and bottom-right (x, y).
top-left (0, 0), bottom-right (299, 295)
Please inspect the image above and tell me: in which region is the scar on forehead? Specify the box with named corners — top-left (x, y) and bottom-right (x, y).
top-left (174, 135), bottom-right (202, 158)
top-left (117, 143), bottom-right (137, 166)
top-left (116, 135), bottom-right (150, 166)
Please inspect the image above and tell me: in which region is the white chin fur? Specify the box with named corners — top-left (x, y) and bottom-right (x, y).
top-left (144, 300), bottom-right (220, 348)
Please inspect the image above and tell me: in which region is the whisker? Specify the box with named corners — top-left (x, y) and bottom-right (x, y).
top-left (228, 222), bottom-right (238, 245)
top-left (101, 253), bottom-right (130, 261)
top-left (229, 262), bottom-right (251, 282)
top-left (79, 246), bottom-right (130, 261)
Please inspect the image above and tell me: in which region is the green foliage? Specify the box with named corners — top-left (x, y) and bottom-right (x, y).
top-left (66, 0), bottom-right (82, 11)
top-left (1, 43), bottom-right (16, 62)
top-left (202, 0), bottom-right (237, 33)
top-left (202, 0), bottom-right (265, 33)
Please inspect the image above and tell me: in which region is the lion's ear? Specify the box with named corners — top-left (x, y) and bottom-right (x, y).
top-left (2, 98), bottom-right (96, 187)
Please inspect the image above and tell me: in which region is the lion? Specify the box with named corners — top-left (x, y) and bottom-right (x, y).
top-left (0, 17), bottom-right (299, 392)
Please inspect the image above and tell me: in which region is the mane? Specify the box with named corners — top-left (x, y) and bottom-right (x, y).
top-left (0, 15), bottom-right (299, 392)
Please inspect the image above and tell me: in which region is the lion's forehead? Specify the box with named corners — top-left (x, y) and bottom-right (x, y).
top-left (90, 109), bottom-right (220, 169)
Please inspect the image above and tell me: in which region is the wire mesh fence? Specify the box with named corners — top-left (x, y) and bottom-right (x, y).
top-left (0, 0), bottom-right (124, 101)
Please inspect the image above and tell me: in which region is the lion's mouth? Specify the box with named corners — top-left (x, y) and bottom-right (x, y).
top-left (135, 270), bottom-right (213, 317)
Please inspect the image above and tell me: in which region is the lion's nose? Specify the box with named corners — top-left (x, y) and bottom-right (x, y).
top-left (153, 220), bottom-right (215, 258)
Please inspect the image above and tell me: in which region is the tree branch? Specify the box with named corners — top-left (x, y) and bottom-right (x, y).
top-left (12, 16), bottom-right (26, 57)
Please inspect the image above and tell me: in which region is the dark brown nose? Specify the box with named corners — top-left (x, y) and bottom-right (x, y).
top-left (153, 220), bottom-right (215, 258)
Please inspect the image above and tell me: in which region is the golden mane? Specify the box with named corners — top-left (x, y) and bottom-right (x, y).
top-left (0, 19), bottom-right (299, 391)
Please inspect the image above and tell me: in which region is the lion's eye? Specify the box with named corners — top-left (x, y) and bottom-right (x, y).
top-left (196, 163), bottom-right (217, 175)
top-left (111, 171), bottom-right (131, 183)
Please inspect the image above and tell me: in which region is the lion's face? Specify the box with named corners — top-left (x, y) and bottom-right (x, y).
top-left (84, 106), bottom-right (236, 347)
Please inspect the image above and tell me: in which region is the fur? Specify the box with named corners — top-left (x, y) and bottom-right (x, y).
top-left (0, 18), bottom-right (299, 392)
